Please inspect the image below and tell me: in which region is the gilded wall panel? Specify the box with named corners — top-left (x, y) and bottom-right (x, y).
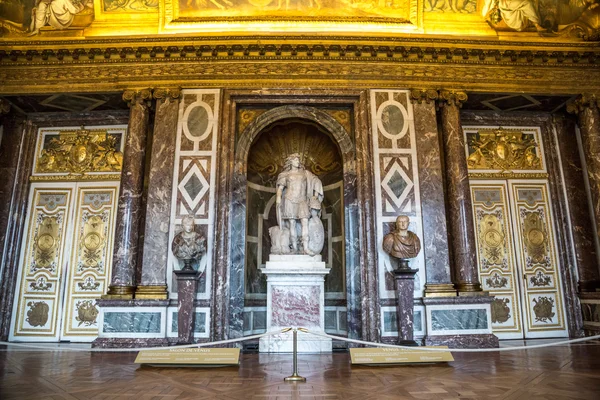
top-left (31, 126), bottom-right (126, 182)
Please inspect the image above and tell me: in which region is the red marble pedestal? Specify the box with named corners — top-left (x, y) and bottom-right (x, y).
top-left (174, 269), bottom-right (202, 344)
top-left (393, 268), bottom-right (419, 346)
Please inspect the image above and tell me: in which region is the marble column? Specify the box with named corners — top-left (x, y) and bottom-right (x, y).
top-left (438, 90), bottom-right (483, 294)
top-left (553, 114), bottom-right (600, 292)
top-left (136, 88), bottom-right (181, 300)
top-left (393, 268), bottom-right (419, 346)
top-left (105, 89), bottom-right (152, 299)
top-left (567, 94), bottom-right (600, 285)
top-left (410, 89), bottom-right (456, 297)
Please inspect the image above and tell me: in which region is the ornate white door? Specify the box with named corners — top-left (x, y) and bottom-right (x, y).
top-left (9, 182), bottom-right (120, 342)
top-left (471, 180), bottom-right (567, 339)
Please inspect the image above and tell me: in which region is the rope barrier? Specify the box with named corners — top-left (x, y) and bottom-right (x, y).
top-left (2, 328), bottom-right (599, 353)
top-left (0, 329), bottom-right (287, 353)
top-left (300, 328), bottom-right (600, 353)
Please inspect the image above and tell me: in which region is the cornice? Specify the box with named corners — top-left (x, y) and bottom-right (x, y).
top-left (0, 38), bottom-right (598, 66)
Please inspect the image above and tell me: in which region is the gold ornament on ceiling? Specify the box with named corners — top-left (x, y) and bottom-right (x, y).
top-left (36, 129), bottom-right (123, 175)
top-left (467, 128), bottom-right (542, 172)
top-left (248, 124), bottom-right (342, 178)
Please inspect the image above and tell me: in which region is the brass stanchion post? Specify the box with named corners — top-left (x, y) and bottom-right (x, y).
top-left (284, 328), bottom-right (306, 382)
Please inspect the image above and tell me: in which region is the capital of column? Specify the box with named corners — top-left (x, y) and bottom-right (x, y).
top-left (153, 87), bottom-right (181, 100)
top-left (566, 94), bottom-right (600, 114)
top-left (409, 89), bottom-right (439, 104)
top-left (437, 90), bottom-right (468, 108)
top-left (122, 89), bottom-right (153, 108)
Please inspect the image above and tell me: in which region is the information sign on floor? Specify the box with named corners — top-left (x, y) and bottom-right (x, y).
top-left (350, 347), bottom-right (454, 364)
top-left (135, 348), bottom-right (240, 366)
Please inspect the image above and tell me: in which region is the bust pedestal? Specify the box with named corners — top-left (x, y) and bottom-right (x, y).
top-left (394, 267), bottom-right (419, 346)
top-left (259, 254), bottom-right (332, 353)
top-left (174, 269), bottom-right (202, 344)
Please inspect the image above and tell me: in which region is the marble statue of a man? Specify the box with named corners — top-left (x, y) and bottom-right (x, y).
top-left (275, 153), bottom-right (324, 255)
top-left (383, 215), bottom-right (421, 269)
top-left (171, 216), bottom-right (206, 272)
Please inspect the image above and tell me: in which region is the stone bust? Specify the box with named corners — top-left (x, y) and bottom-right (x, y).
top-left (171, 216), bottom-right (206, 272)
top-left (383, 215), bottom-right (421, 266)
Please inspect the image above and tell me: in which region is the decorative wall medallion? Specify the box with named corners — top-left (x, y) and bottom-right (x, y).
top-left (26, 301), bottom-right (50, 327)
top-left (75, 300), bottom-right (99, 327)
top-left (479, 212), bottom-right (506, 265)
top-left (533, 296), bottom-right (555, 322)
top-left (466, 128), bottom-right (542, 171)
top-left (33, 216), bottom-right (61, 270)
top-left (78, 214), bottom-right (106, 271)
top-left (486, 272), bottom-right (508, 289)
top-left (530, 271), bottom-right (552, 287)
top-left (522, 211), bottom-right (548, 265)
top-left (29, 277), bottom-right (52, 292)
top-left (491, 298), bottom-right (511, 324)
top-left (77, 276), bottom-right (101, 291)
top-left (36, 129), bottom-right (123, 175)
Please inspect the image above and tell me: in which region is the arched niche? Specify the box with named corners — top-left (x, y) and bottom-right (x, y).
top-left (229, 105), bottom-right (360, 338)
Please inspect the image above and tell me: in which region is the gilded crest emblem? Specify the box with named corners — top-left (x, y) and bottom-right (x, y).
top-left (467, 128), bottom-right (542, 172)
top-left (26, 301), bottom-right (50, 327)
top-left (491, 298), bottom-right (511, 324)
top-left (37, 129), bottom-right (123, 174)
top-left (75, 300), bottom-right (99, 327)
top-left (523, 211), bottom-right (547, 264)
top-left (533, 296), bottom-right (555, 323)
top-left (33, 216), bottom-right (60, 270)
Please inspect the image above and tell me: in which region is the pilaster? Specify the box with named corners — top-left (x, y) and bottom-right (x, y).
top-left (136, 88), bottom-right (181, 300)
top-left (104, 89), bottom-right (152, 299)
top-left (437, 89), bottom-right (483, 294)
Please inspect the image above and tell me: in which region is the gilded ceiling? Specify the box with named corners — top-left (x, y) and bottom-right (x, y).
top-left (0, 0), bottom-right (597, 40)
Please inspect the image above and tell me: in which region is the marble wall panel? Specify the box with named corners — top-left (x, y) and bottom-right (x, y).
top-left (370, 89), bottom-right (425, 301)
top-left (168, 89), bottom-right (220, 306)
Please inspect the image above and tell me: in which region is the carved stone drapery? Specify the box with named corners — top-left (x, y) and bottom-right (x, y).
top-left (437, 90), bottom-right (483, 294)
top-left (136, 88), bottom-right (182, 300)
top-left (567, 94), bottom-right (600, 291)
top-left (105, 89), bottom-right (152, 299)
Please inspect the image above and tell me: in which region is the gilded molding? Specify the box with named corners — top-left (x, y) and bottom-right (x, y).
top-left (29, 174), bottom-right (122, 182)
top-left (566, 94), bottom-right (600, 114)
top-left (122, 89), bottom-right (153, 108)
top-left (468, 172), bottom-right (549, 179)
top-left (153, 87), bottom-right (182, 100)
top-left (409, 89), bottom-right (438, 104)
top-left (438, 89), bottom-right (468, 108)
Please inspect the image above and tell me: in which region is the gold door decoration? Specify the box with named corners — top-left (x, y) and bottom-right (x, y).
top-left (510, 183), bottom-right (566, 334)
top-left (61, 184), bottom-right (119, 340)
top-left (464, 127), bottom-right (546, 180)
top-left (472, 183), bottom-right (523, 337)
top-left (32, 127), bottom-right (125, 182)
top-left (10, 187), bottom-right (73, 340)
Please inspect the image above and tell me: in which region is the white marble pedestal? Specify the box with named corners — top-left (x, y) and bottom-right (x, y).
top-left (259, 254), bottom-right (332, 353)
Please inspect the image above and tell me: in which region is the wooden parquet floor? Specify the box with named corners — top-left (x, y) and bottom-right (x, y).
top-left (1, 343), bottom-right (600, 400)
